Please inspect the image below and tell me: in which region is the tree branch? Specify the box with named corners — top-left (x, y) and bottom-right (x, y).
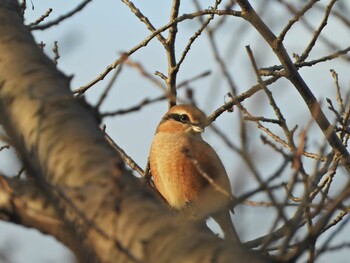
top-left (236, 0), bottom-right (350, 174)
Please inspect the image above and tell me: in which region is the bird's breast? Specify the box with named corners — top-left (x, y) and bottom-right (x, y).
top-left (150, 133), bottom-right (207, 209)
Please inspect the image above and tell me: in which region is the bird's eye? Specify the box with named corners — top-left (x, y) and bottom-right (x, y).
top-left (166, 113), bottom-right (191, 123)
top-left (179, 114), bottom-right (190, 122)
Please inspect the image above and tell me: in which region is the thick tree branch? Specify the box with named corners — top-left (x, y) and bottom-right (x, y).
top-left (0, 175), bottom-right (80, 250)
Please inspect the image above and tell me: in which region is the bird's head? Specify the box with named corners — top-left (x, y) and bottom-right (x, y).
top-left (156, 104), bottom-right (210, 134)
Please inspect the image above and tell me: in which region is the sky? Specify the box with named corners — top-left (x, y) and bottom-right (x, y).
top-left (1, 0), bottom-right (350, 262)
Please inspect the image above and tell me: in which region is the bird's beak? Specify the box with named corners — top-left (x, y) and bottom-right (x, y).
top-left (191, 125), bottom-right (204, 133)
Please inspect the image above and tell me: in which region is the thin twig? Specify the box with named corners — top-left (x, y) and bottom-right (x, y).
top-left (15, 167), bottom-right (25, 179)
top-left (125, 59), bottom-right (167, 93)
top-left (31, 0), bottom-right (92, 30)
top-left (330, 69), bottom-right (344, 115)
top-left (182, 147), bottom-right (233, 200)
top-left (74, 8), bottom-right (242, 94)
top-left (259, 45), bottom-right (350, 76)
top-left (101, 71), bottom-right (211, 117)
top-left (28, 8), bottom-right (52, 27)
top-left (277, 0), bottom-right (319, 44)
top-left (246, 45), bottom-right (295, 147)
top-left (96, 55), bottom-right (126, 110)
top-left (121, 0), bottom-right (166, 45)
top-left (194, 0), bottom-right (237, 96)
top-left (208, 76), bottom-right (281, 123)
top-left (315, 212), bottom-right (350, 259)
top-left (102, 126), bottom-right (144, 177)
top-left (278, 0), bottom-right (347, 60)
top-left (236, 0), bottom-right (350, 173)
top-left (0, 145), bottom-right (10, 151)
top-left (175, 0), bottom-right (220, 74)
top-left (52, 41), bottom-right (60, 65)
top-left (297, 0), bottom-right (338, 62)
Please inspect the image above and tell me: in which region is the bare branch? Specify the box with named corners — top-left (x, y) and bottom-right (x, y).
top-left (278, 0), bottom-right (319, 43)
top-left (121, 0), bottom-right (166, 45)
top-left (74, 8), bottom-right (241, 94)
top-left (297, 0), bottom-right (338, 62)
top-left (236, 0), bottom-right (350, 174)
top-left (30, 0), bottom-right (92, 30)
top-left (102, 126), bottom-right (144, 177)
top-left (27, 8), bottom-right (52, 27)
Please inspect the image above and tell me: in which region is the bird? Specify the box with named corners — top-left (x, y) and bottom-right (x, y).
top-left (149, 104), bottom-right (240, 242)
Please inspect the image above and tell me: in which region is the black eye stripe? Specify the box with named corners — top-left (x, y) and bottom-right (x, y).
top-left (166, 113), bottom-right (191, 124)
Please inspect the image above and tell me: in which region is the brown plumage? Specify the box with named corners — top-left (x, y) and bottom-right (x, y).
top-left (149, 104), bottom-right (240, 242)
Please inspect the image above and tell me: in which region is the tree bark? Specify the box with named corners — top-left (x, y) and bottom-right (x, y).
top-left (0, 1), bottom-right (270, 262)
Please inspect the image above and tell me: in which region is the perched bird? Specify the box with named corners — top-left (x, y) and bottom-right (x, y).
top-left (149, 104), bottom-right (240, 242)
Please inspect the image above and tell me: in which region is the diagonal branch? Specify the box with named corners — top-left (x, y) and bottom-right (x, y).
top-left (236, 0), bottom-right (350, 174)
top-left (74, 8), bottom-right (242, 94)
top-left (30, 0), bottom-right (92, 30)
